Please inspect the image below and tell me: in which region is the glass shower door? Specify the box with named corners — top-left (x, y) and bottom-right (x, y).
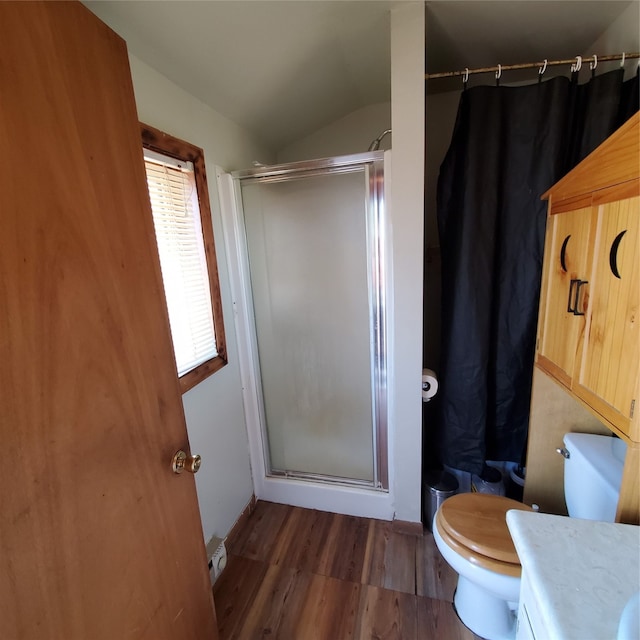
top-left (237, 154), bottom-right (387, 487)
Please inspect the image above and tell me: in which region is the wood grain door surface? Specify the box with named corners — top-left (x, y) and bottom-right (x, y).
top-left (0, 3), bottom-right (218, 638)
top-left (536, 205), bottom-right (595, 387)
top-left (574, 195), bottom-right (640, 437)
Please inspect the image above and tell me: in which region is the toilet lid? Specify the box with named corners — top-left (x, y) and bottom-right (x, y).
top-left (438, 493), bottom-right (533, 564)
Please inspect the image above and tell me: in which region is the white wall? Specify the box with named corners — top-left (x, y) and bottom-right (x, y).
top-left (128, 55), bottom-right (274, 544)
top-left (389, 2), bottom-right (425, 523)
top-left (276, 102), bottom-right (391, 163)
top-left (587, 1), bottom-right (640, 75)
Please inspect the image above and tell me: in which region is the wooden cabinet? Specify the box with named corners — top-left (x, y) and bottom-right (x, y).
top-left (537, 114), bottom-right (639, 443)
top-left (531, 112), bottom-right (640, 524)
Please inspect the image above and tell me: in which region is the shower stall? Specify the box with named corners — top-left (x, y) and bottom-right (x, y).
top-left (218, 151), bottom-right (392, 516)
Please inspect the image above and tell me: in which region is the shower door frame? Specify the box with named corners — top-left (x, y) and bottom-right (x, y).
top-left (218, 151), bottom-right (393, 518)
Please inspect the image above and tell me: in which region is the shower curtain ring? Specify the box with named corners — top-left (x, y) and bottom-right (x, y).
top-left (463, 67), bottom-right (469, 89)
top-left (538, 59), bottom-right (547, 83)
top-left (571, 55), bottom-right (582, 73)
top-left (620, 52), bottom-right (626, 67)
top-left (495, 64), bottom-right (502, 84)
top-left (589, 54), bottom-right (597, 71)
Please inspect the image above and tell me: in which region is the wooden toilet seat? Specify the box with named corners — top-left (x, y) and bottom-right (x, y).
top-left (436, 493), bottom-right (533, 577)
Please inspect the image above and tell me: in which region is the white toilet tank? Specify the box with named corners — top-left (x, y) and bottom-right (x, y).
top-left (563, 432), bottom-right (627, 521)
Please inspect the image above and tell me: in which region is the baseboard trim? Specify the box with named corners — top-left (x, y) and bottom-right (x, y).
top-left (392, 518), bottom-right (424, 536)
top-left (225, 494), bottom-right (257, 548)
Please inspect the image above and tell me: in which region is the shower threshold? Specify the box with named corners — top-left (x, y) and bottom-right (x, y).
top-left (269, 469), bottom-right (387, 491)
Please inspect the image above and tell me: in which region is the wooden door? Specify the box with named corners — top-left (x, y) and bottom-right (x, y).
top-left (0, 3), bottom-right (219, 638)
top-left (574, 187), bottom-right (640, 437)
top-left (536, 204), bottom-right (596, 387)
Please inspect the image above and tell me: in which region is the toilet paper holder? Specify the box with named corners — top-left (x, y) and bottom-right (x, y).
top-left (422, 368), bottom-right (438, 402)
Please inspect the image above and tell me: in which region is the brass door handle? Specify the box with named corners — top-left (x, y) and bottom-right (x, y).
top-left (172, 450), bottom-right (202, 474)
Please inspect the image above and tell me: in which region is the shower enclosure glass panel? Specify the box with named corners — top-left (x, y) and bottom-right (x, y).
top-left (238, 155), bottom-right (387, 487)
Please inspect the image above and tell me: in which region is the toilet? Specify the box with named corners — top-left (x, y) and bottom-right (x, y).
top-left (433, 433), bottom-right (627, 640)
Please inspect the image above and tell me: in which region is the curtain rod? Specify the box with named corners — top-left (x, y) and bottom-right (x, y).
top-left (425, 53), bottom-right (640, 80)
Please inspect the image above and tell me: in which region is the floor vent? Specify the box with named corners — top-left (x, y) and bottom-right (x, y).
top-left (206, 536), bottom-right (228, 585)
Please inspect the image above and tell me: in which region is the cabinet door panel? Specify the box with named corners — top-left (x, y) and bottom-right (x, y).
top-left (536, 206), bottom-right (596, 386)
top-left (575, 197), bottom-right (639, 435)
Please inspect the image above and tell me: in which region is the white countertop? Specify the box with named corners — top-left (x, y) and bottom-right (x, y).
top-left (506, 510), bottom-right (640, 640)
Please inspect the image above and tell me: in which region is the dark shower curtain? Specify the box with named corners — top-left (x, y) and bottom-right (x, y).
top-left (435, 68), bottom-right (639, 475)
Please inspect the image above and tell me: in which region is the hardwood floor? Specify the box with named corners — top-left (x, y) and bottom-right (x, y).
top-left (214, 501), bottom-right (482, 640)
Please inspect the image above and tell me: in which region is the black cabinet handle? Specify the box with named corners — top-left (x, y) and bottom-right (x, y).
top-left (560, 234), bottom-right (570, 272)
top-left (567, 278), bottom-right (588, 315)
top-left (567, 279), bottom-right (579, 313)
top-left (573, 280), bottom-right (588, 316)
top-left (609, 230), bottom-right (626, 279)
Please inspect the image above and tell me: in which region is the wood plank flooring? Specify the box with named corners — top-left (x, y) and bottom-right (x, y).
top-left (214, 501), bottom-right (482, 640)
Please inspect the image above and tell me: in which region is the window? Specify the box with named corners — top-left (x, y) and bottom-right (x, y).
top-left (141, 123), bottom-right (227, 393)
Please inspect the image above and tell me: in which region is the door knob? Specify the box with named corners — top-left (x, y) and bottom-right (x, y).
top-left (172, 450), bottom-right (202, 474)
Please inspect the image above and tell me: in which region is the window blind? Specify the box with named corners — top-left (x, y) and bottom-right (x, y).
top-left (144, 155), bottom-right (217, 376)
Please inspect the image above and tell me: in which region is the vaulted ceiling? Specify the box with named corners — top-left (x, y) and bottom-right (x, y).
top-left (85, 1), bottom-right (638, 153)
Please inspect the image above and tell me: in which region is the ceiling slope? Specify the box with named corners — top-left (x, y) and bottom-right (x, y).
top-left (85, 1), bottom-right (638, 152)
top-left (85, 1), bottom-right (392, 152)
